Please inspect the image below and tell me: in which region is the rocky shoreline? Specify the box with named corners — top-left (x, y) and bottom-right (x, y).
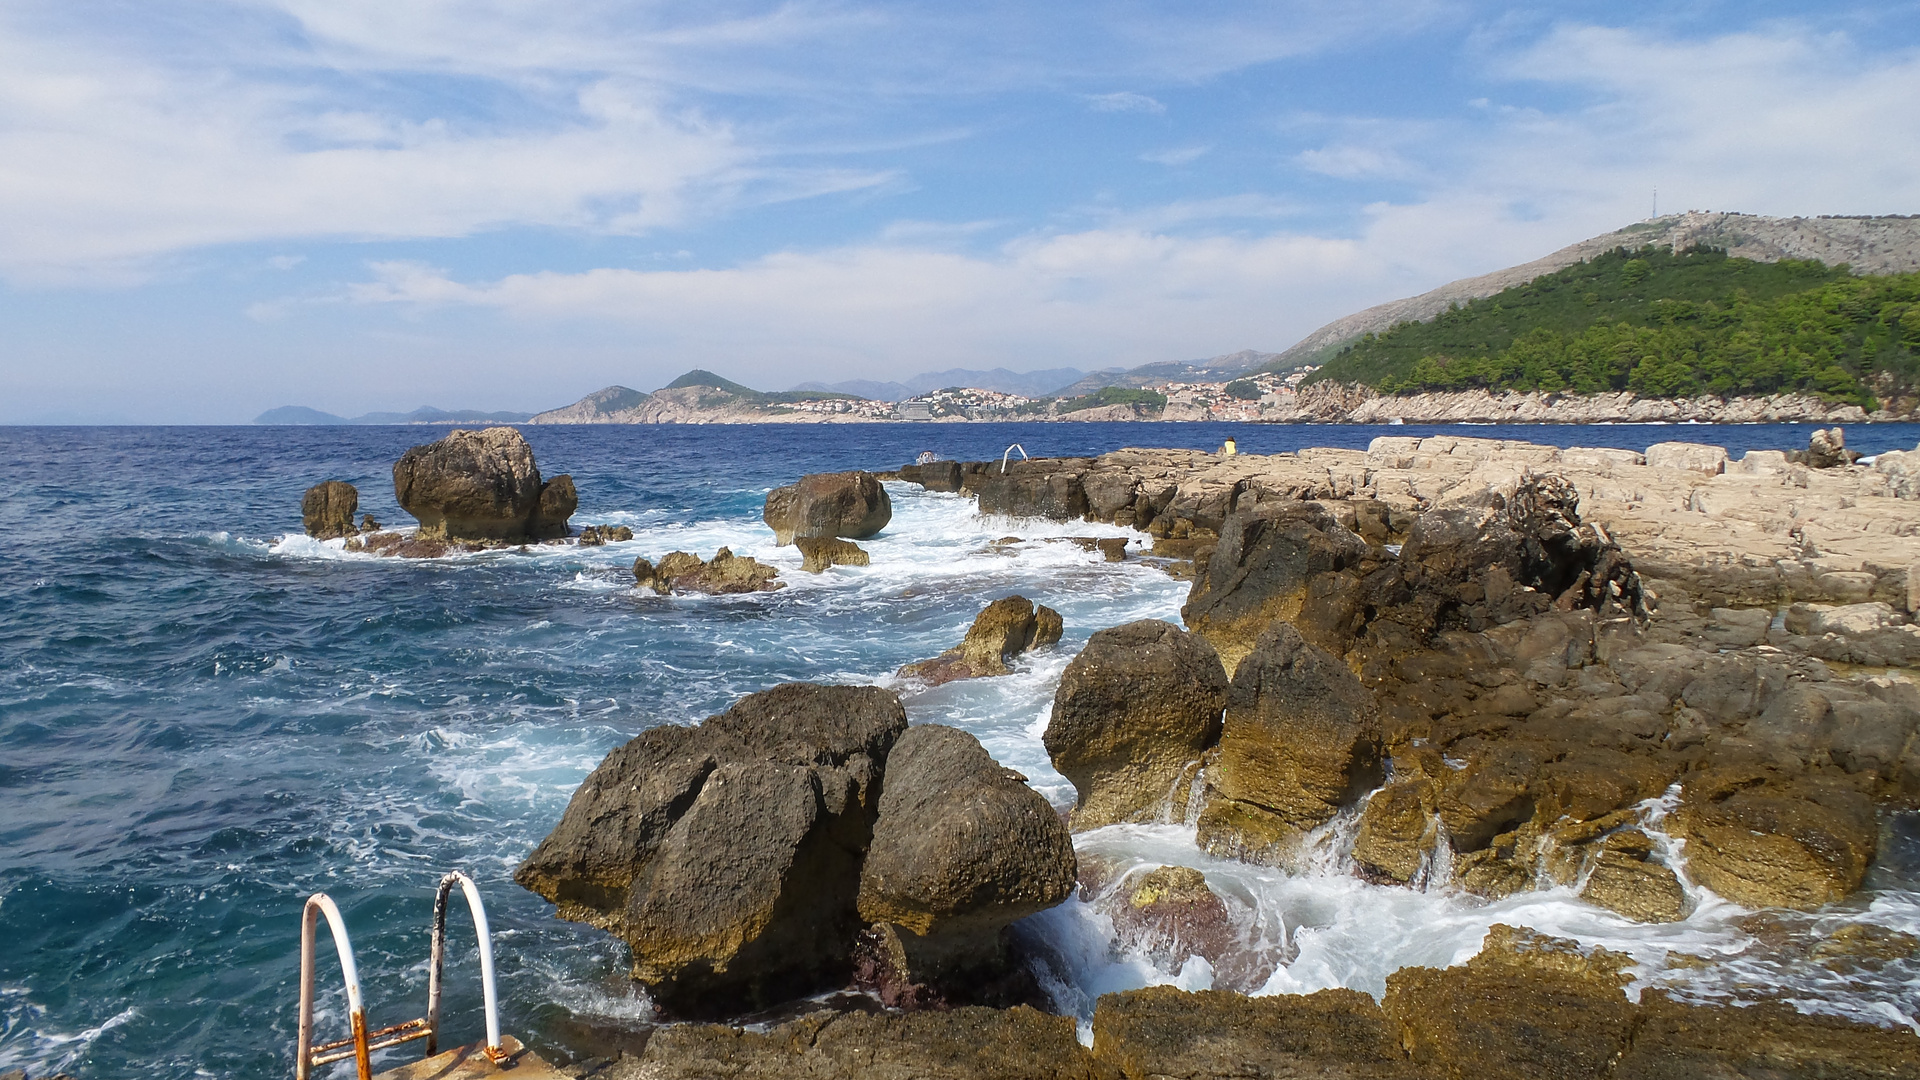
top-left (488, 428), bottom-right (1920, 1079)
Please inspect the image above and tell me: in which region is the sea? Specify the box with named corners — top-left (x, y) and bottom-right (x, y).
top-left (3, 421), bottom-right (1918, 1079)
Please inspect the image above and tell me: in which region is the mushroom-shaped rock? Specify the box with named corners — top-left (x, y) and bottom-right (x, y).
top-left (856, 725), bottom-right (1076, 990)
top-left (1195, 623), bottom-right (1384, 866)
top-left (899, 596), bottom-right (1062, 685)
top-left (392, 427), bottom-right (566, 540)
top-left (1044, 620), bottom-right (1228, 830)
top-left (514, 683), bottom-right (908, 1015)
top-left (763, 471), bottom-right (891, 546)
top-left (302, 480), bottom-right (359, 539)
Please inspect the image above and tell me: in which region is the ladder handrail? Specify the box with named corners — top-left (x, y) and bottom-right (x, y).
top-left (295, 872), bottom-right (505, 1080)
top-left (1001, 443), bottom-right (1028, 473)
top-left (428, 871), bottom-right (504, 1060)
top-left (298, 892), bottom-right (371, 1080)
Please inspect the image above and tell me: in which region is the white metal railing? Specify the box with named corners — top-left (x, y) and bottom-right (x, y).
top-left (1001, 443), bottom-right (1028, 473)
top-left (296, 871), bottom-right (504, 1080)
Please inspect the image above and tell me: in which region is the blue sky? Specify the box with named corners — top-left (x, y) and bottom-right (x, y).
top-left (3, 1), bottom-right (1919, 422)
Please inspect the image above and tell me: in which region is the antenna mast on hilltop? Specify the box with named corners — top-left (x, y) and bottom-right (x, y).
top-left (1653, 188), bottom-right (1658, 219)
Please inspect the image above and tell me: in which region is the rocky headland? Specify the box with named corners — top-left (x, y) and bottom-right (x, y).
top-left (518, 429), bottom-right (1920, 1078)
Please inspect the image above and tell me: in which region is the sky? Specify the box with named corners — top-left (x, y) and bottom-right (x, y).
top-left (3, 2), bottom-right (1919, 422)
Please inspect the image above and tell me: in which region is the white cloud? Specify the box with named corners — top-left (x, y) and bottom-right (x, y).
top-left (325, 225), bottom-right (1405, 389)
top-left (1083, 91), bottom-right (1166, 114)
top-left (1296, 144), bottom-right (1413, 179)
top-left (1141, 145), bottom-right (1211, 166)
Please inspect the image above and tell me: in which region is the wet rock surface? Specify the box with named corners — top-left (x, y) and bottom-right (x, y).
top-left (1197, 623), bottom-right (1384, 866)
top-left (633, 548), bottom-right (785, 595)
top-left (899, 595), bottom-right (1062, 685)
top-left (1043, 619), bottom-right (1227, 829)
top-left (855, 725), bottom-right (1076, 1005)
top-left (606, 925), bottom-right (1920, 1080)
top-left (795, 535), bottom-right (870, 573)
top-left (392, 426), bottom-right (574, 540)
top-left (926, 439), bottom-right (1920, 917)
top-left (602, 1005), bottom-right (1111, 1080)
top-left (578, 524), bottom-right (634, 546)
top-left (764, 471), bottom-right (891, 546)
top-left (301, 480), bottom-right (359, 539)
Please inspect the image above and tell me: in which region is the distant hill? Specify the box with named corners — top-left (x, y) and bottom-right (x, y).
top-left (254, 405), bottom-right (534, 425)
top-left (531, 372), bottom-right (894, 424)
top-left (255, 405), bottom-right (348, 424)
top-left (1047, 349), bottom-right (1280, 397)
top-left (1266, 211), bottom-right (1920, 373)
top-left (1308, 243), bottom-right (1917, 408)
top-left (790, 367), bottom-right (1089, 401)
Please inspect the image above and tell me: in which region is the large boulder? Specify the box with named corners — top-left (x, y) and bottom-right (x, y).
top-left (899, 596), bottom-right (1062, 685)
top-left (301, 480), bottom-right (359, 539)
top-left (974, 459), bottom-right (1095, 521)
top-left (1672, 768), bottom-right (1878, 909)
top-left (856, 725), bottom-right (1076, 997)
top-left (764, 471), bottom-right (891, 546)
top-left (1043, 620), bottom-right (1229, 829)
top-left (515, 683), bottom-right (907, 1014)
top-left (392, 427), bottom-right (573, 540)
top-left (1182, 501), bottom-right (1370, 673)
top-left (1195, 623), bottom-right (1383, 865)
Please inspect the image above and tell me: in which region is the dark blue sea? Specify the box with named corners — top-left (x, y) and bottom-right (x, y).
top-left (4, 422), bottom-right (1918, 1078)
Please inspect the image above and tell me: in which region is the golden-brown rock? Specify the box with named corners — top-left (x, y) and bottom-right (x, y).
top-left (1043, 620), bottom-right (1227, 829)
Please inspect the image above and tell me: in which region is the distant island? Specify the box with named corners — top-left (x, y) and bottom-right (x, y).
top-left (254, 404), bottom-right (535, 425)
top-left (260, 211), bottom-right (1920, 426)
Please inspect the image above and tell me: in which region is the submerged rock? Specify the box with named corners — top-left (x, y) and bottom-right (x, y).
top-left (764, 471), bottom-right (891, 546)
top-left (855, 725), bottom-right (1075, 1004)
top-left (1043, 620), bottom-right (1227, 829)
top-left (301, 480), bottom-right (359, 540)
top-left (633, 548), bottom-right (784, 595)
top-left (1110, 867), bottom-right (1234, 968)
top-left (899, 596), bottom-right (1062, 685)
top-left (391, 427), bottom-right (574, 540)
top-left (515, 683), bottom-right (908, 1015)
top-left (796, 535), bottom-right (870, 573)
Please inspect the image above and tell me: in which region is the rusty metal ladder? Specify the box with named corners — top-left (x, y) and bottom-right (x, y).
top-left (296, 871), bottom-right (508, 1080)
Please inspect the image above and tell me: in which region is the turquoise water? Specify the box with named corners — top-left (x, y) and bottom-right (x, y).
top-left (3, 422), bottom-right (1917, 1078)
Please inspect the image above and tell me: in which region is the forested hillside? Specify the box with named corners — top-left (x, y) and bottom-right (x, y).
top-left (1306, 247), bottom-right (1920, 407)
